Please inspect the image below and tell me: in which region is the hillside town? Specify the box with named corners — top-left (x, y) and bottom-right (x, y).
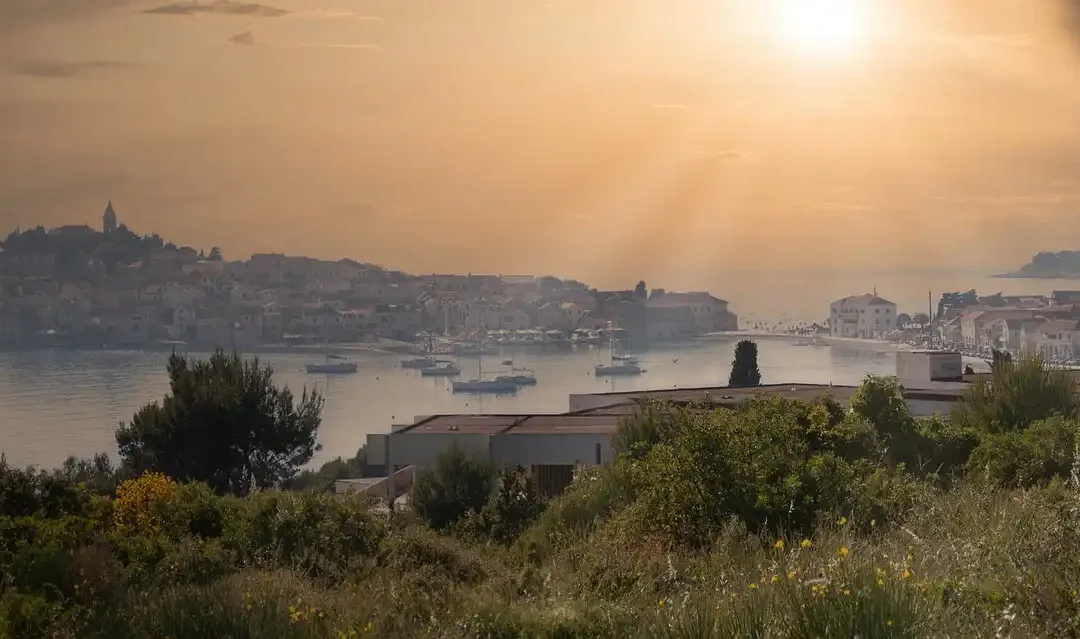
top-left (0, 203), bottom-right (738, 350)
top-left (821, 289), bottom-right (1080, 365)
top-left (934, 290), bottom-right (1080, 364)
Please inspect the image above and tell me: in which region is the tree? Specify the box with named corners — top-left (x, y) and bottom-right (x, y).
top-left (912, 312), bottom-right (930, 326)
top-left (896, 313), bottom-right (912, 328)
top-left (208, 246), bottom-right (223, 261)
top-left (937, 290), bottom-right (978, 318)
top-left (115, 350), bottom-right (323, 496)
top-left (411, 448), bottom-right (494, 530)
top-left (634, 280), bottom-right (647, 299)
top-left (728, 340), bottom-right (761, 387)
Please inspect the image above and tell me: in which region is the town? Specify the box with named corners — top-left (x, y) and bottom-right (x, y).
top-left (0, 203), bottom-right (739, 350)
top-left (823, 290), bottom-right (1080, 365)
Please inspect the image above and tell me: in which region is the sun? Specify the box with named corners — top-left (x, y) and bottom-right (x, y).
top-left (770, 0), bottom-right (870, 58)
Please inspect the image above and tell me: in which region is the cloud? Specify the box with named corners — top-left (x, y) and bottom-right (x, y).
top-left (229, 30), bottom-right (255, 45)
top-left (0, 0), bottom-right (133, 34)
top-left (144, 1), bottom-right (287, 18)
top-left (8, 59), bottom-right (137, 79)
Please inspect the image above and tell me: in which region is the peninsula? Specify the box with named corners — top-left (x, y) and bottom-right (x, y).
top-left (993, 251), bottom-right (1080, 279)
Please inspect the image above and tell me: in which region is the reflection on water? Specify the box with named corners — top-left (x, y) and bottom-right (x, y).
top-left (0, 339), bottom-right (897, 468)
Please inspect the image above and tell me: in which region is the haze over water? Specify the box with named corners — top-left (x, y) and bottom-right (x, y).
top-left (0, 339), bottom-right (900, 469)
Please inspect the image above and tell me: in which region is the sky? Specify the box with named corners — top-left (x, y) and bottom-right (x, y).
top-left (3, 0), bottom-right (1080, 293)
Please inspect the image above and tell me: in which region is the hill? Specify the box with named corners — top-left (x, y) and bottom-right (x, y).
top-left (994, 250), bottom-right (1080, 278)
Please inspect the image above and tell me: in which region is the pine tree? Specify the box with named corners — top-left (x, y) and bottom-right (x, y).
top-left (728, 340), bottom-right (762, 387)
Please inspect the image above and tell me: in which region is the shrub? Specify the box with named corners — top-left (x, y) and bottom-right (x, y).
top-left (235, 491), bottom-right (383, 578)
top-left (411, 449), bottom-right (494, 531)
top-left (112, 472), bottom-right (177, 534)
top-left (382, 525), bottom-right (489, 585)
top-left (952, 356), bottom-right (1078, 433)
top-left (0, 461), bottom-right (94, 519)
top-left (967, 416), bottom-right (1080, 487)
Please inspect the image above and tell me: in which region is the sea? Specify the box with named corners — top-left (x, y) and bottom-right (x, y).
top-left (0, 338), bottom-right (906, 469)
top-left (4, 268), bottom-right (1069, 469)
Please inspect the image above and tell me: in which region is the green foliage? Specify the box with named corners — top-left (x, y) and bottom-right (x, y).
top-left (411, 448), bottom-right (494, 531)
top-left (472, 468), bottom-right (545, 543)
top-left (11, 357), bottom-right (1080, 637)
top-left (116, 350), bottom-right (324, 496)
top-left (628, 397), bottom-right (907, 545)
top-left (729, 339), bottom-right (762, 387)
top-left (952, 356), bottom-right (1078, 434)
top-left (967, 416), bottom-right (1080, 487)
top-left (234, 491), bottom-right (383, 579)
top-left (286, 447), bottom-right (369, 493)
top-left (0, 460), bottom-right (97, 518)
top-left (937, 289), bottom-right (979, 317)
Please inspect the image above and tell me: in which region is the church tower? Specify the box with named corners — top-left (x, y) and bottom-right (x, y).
top-left (103, 201), bottom-right (117, 234)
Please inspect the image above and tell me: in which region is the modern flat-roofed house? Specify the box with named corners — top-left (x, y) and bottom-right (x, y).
top-left (829, 294), bottom-right (897, 339)
top-left (365, 414), bottom-right (619, 497)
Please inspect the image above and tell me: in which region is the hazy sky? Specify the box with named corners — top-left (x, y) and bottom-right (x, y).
top-left (3, 0), bottom-right (1080, 289)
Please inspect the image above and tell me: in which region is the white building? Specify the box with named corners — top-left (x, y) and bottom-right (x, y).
top-left (829, 294), bottom-right (897, 339)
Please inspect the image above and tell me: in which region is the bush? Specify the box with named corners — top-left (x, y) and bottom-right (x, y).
top-left (411, 449), bottom-right (494, 531)
top-left (112, 472), bottom-right (178, 535)
top-left (0, 461), bottom-right (95, 519)
top-left (967, 416), bottom-right (1080, 487)
top-left (952, 356), bottom-right (1078, 433)
top-left (234, 490), bottom-right (383, 578)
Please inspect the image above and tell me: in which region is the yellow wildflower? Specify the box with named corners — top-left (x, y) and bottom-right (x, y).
top-left (748, 583), bottom-right (758, 590)
top-left (787, 570), bottom-right (797, 580)
top-left (838, 546), bottom-right (849, 557)
top-left (901, 568), bottom-right (912, 580)
top-left (843, 588), bottom-right (852, 596)
top-left (838, 516), bottom-right (848, 526)
top-left (800, 539), bottom-right (812, 549)
top-left (875, 567), bottom-right (886, 578)
top-left (774, 539), bottom-right (785, 551)
top-left (877, 579), bottom-right (885, 587)
top-left (887, 620), bottom-right (894, 627)
top-left (771, 575), bottom-right (781, 584)
top-left (870, 519), bottom-right (876, 528)
top-left (658, 600), bottom-right (665, 608)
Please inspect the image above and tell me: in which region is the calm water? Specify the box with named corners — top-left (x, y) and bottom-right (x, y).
top-left (0, 339), bottom-right (900, 469)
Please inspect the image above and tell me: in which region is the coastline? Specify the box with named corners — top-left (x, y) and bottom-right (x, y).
top-left (699, 331), bottom-right (914, 352)
top-left (990, 272), bottom-right (1080, 280)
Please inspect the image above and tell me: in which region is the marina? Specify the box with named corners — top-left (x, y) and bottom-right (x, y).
top-left (0, 336), bottom-right (911, 469)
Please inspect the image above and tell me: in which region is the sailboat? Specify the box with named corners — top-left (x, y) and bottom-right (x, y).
top-left (403, 332), bottom-right (450, 369)
top-left (306, 329), bottom-right (358, 374)
top-left (495, 357), bottom-right (537, 386)
top-left (452, 342), bottom-right (517, 393)
top-left (595, 325), bottom-right (645, 376)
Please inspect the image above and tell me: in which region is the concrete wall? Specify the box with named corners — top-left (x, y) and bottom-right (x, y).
top-left (905, 398), bottom-right (957, 418)
top-left (385, 433), bottom-right (491, 468)
top-left (492, 434), bottom-right (613, 467)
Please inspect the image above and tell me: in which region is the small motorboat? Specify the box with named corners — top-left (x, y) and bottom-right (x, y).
top-left (452, 379), bottom-right (519, 394)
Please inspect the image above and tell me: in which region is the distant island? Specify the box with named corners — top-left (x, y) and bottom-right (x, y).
top-left (993, 251), bottom-right (1080, 279)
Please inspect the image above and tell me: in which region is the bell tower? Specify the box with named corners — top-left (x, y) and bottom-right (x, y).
top-left (103, 201), bottom-right (117, 233)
